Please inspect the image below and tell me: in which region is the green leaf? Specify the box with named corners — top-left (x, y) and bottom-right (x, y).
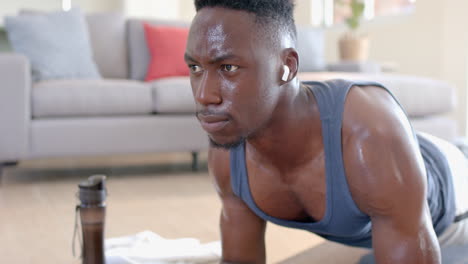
top-left (336, 0), bottom-right (346, 6)
top-left (344, 0), bottom-right (365, 30)
top-left (346, 17), bottom-right (359, 30)
top-left (351, 0), bottom-right (365, 19)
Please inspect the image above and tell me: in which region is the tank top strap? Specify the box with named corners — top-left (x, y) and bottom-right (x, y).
top-left (305, 79), bottom-right (372, 225)
top-left (229, 143), bottom-right (245, 198)
top-left (305, 79), bottom-right (382, 122)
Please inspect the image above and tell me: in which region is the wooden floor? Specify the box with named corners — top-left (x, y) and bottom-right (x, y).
top-left (0, 152), bottom-right (332, 264)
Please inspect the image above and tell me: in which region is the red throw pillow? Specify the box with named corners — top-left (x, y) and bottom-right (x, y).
top-left (143, 23), bottom-right (190, 81)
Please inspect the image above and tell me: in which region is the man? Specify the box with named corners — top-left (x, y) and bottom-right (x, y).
top-left (184, 0), bottom-right (468, 263)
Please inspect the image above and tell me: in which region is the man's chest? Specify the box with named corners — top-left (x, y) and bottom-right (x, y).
top-left (245, 153), bottom-right (327, 222)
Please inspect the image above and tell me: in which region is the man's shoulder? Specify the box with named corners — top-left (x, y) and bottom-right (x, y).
top-left (342, 84), bottom-right (414, 147)
top-left (341, 85), bottom-right (426, 216)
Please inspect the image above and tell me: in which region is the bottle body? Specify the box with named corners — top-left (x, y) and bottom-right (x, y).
top-left (80, 204), bottom-right (106, 264)
top-left (77, 175), bottom-right (107, 264)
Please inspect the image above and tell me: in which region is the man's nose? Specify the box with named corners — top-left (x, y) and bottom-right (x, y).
top-left (194, 71), bottom-right (222, 106)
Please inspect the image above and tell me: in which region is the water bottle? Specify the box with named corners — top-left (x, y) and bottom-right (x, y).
top-left (77, 175), bottom-right (107, 264)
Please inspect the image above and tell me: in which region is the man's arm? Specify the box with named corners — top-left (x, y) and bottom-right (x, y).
top-left (209, 147), bottom-right (267, 264)
top-left (342, 86), bottom-right (441, 264)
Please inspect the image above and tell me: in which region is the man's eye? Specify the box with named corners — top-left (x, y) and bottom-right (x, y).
top-left (189, 65), bottom-right (203, 73)
top-left (221, 65), bottom-right (239, 72)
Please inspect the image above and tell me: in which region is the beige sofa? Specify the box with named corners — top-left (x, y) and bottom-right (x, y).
top-left (0, 12), bottom-right (458, 176)
top-left (298, 71), bottom-right (458, 140)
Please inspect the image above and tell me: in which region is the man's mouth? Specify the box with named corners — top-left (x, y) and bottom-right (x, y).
top-left (197, 113), bottom-right (230, 133)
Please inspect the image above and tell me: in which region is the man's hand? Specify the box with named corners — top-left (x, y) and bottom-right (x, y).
top-left (220, 196), bottom-right (266, 264)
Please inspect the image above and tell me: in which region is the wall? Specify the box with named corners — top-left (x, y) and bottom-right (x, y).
top-left (0, 0), bottom-right (59, 19)
top-left (122, 0), bottom-right (179, 20)
top-left (119, 0), bottom-right (195, 21)
top-left (330, 0), bottom-right (445, 78)
top-left (295, 0), bottom-right (313, 25)
top-left (73, 0), bottom-right (122, 13)
top-left (179, 1), bottom-right (196, 22)
top-left (127, 1), bottom-right (194, 22)
top-left (440, 0), bottom-right (468, 135)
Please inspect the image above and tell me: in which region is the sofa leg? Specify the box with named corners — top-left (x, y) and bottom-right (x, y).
top-left (191, 152), bottom-right (199, 172)
top-left (4, 161), bottom-right (18, 167)
top-left (0, 161), bottom-right (18, 186)
top-left (0, 164), bottom-right (3, 186)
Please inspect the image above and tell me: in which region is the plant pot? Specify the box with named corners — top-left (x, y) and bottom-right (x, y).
top-left (338, 32), bottom-right (369, 61)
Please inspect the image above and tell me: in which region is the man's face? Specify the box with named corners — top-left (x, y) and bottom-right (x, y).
top-left (185, 7), bottom-right (282, 148)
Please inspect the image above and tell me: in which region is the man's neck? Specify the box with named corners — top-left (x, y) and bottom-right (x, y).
top-left (245, 80), bottom-right (323, 174)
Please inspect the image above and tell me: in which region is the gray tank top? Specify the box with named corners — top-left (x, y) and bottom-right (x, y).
top-left (229, 79), bottom-right (456, 248)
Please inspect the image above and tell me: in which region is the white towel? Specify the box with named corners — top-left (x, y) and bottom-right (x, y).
top-left (105, 231), bottom-right (221, 264)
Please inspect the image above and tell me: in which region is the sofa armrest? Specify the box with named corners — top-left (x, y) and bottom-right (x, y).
top-left (297, 72), bottom-right (456, 117)
top-left (0, 53), bottom-right (31, 161)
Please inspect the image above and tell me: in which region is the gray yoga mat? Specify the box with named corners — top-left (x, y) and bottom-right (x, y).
top-left (359, 245), bottom-right (468, 264)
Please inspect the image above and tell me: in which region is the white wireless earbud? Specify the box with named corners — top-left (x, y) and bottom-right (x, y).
top-left (281, 65), bottom-right (290, 82)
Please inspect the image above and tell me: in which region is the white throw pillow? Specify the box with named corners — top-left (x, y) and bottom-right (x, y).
top-left (4, 8), bottom-right (101, 81)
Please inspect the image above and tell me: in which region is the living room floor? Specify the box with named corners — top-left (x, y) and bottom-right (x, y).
top-left (0, 152), bottom-right (370, 264)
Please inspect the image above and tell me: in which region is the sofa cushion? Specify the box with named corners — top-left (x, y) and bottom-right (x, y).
top-left (150, 77), bottom-right (196, 113)
top-left (297, 72), bottom-right (456, 117)
top-left (4, 8), bottom-right (101, 81)
top-left (127, 19), bottom-right (189, 81)
top-left (86, 12), bottom-right (128, 79)
top-left (143, 23), bottom-right (190, 81)
top-left (296, 26), bottom-right (326, 72)
top-left (32, 80), bottom-right (152, 118)
top-left (410, 116), bottom-right (458, 141)
top-left (14, 10), bottom-right (127, 79)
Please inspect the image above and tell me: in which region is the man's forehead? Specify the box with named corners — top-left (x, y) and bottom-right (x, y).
top-left (206, 24), bottom-right (227, 51)
top-left (187, 7), bottom-right (258, 56)
top-left (191, 7), bottom-right (256, 31)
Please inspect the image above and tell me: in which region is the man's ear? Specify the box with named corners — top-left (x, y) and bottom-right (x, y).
top-left (280, 48), bottom-right (299, 83)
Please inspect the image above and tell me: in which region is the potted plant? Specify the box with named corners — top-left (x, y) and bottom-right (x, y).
top-left (338, 0), bottom-right (369, 61)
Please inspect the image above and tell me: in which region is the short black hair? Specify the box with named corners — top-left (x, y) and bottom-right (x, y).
top-left (194, 0), bottom-right (297, 44)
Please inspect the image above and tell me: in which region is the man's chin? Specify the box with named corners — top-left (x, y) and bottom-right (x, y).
top-left (209, 136), bottom-right (246, 150)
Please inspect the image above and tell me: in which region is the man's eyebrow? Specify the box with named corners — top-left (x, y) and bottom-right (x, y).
top-left (183, 53), bottom-right (239, 64)
top-left (184, 53), bottom-right (197, 62)
top-left (208, 54), bottom-right (238, 64)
